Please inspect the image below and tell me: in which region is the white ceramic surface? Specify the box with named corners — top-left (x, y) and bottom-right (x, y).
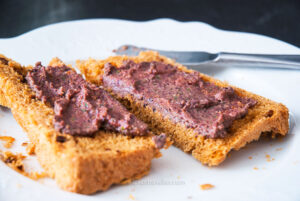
top-left (0, 19), bottom-right (299, 201)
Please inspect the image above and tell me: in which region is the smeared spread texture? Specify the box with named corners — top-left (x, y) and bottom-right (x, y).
top-left (26, 63), bottom-right (148, 136)
top-left (103, 61), bottom-right (256, 138)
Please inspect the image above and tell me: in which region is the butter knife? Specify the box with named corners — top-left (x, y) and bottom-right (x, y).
top-left (114, 45), bottom-right (300, 70)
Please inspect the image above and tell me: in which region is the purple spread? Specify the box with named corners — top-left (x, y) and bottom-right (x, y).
top-left (152, 134), bottom-right (167, 149)
top-left (103, 61), bottom-right (257, 139)
top-left (26, 63), bottom-right (148, 136)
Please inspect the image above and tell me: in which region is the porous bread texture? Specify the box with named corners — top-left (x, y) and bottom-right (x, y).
top-left (0, 54), bottom-right (161, 194)
top-left (76, 51), bottom-right (289, 166)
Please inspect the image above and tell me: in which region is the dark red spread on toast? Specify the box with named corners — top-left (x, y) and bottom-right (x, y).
top-left (26, 63), bottom-right (148, 136)
top-left (103, 61), bottom-right (257, 138)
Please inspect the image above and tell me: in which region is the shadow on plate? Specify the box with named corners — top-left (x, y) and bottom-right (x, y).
top-left (0, 105), bottom-right (10, 112)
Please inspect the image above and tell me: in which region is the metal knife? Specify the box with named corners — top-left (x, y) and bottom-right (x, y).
top-left (114, 45), bottom-right (300, 70)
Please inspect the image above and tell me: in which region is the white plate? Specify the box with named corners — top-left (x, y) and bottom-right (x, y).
top-left (0, 19), bottom-right (299, 201)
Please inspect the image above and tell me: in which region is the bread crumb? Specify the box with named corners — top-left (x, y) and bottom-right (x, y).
top-left (0, 150), bottom-right (26, 173)
top-left (276, 148), bottom-right (282, 151)
top-left (177, 176), bottom-right (180, 179)
top-left (265, 154), bottom-right (275, 162)
top-left (26, 143), bottom-right (35, 155)
top-left (16, 183), bottom-right (22, 188)
top-left (0, 150), bottom-right (47, 180)
top-left (21, 142), bottom-right (28, 146)
top-left (187, 196), bottom-right (193, 199)
top-left (200, 184), bottom-right (214, 190)
top-left (248, 156), bottom-right (252, 160)
top-left (0, 136), bottom-right (15, 148)
top-left (253, 167), bottom-right (259, 170)
top-left (129, 194), bottom-right (135, 200)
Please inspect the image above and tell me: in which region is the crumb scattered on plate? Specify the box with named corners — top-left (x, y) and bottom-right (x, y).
top-left (248, 156), bottom-right (252, 160)
top-left (21, 142), bottom-right (28, 146)
top-left (253, 167), bottom-right (259, 170)
top-left (200, 184), bottom-right (214, 190)
top-left (0, 150), bottom-right (26, 173)
top-left (0, 136), bottom-right (15, 148)
top-left (129, 194), bottom-right (135, 200)
top-left (0, 150), bottom-right (47, 180)
top-left (265, 154), bottom-right (275, 162)
top-left (276, 148), bottom-right (282, 151)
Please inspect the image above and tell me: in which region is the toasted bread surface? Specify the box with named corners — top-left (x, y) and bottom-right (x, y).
top-left (77, 51), bottom-right (289, 166)
top-left (0, 54), bottom-right (161, 194)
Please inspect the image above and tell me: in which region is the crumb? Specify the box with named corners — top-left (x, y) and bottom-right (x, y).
top-left (112, 49), bottom-right (117, 53)
top-left (0, 136), bottom-right (15, 148)
top-left (276, 148), bottom-right (282, 151)
top-left (253, 167), bottom-right (259, 170)
top-left (0, 151), bottom-right (26, 173)
top-left (227, 153), bottom-right (231, 158)
top-left (21, 142), bottom-right (28, 146)
top-left (269, 143), bottom-right (273, 146)
top-left (248, 156), bottom-right (252, 160)
top-left (187, 196), bottom-right (193, 199)
top-left (26, 143), bottom-right (35, 155)
top-left (200, 184), bottom-right (214, 190)
top-left (265, 154), bottom-right (274, 162)
top-left (129, 194), bottom-right (135, 200)
top-left (0, 151), bottom-right (47, 180)
top-left (16, 183), bottom-right (22, 188)
top-left (177, 176), bottom-right (180, 179)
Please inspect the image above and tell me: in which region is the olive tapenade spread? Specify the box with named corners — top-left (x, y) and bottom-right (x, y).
top-left (26, 63), bottom-right (148, 136)
top-left (103, 61), bottom-right (257, 138)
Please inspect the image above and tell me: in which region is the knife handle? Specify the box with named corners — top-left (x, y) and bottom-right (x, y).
top-left (215, 52), bottom-right (300, 70)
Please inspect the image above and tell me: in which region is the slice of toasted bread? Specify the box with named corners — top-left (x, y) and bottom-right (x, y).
top-left (77, 51), bottom-right (289, 166)
top-left (0, 54), bottom-right (162, 194)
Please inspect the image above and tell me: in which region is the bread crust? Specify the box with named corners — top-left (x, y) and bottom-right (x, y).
top-left (77, 51), bottom-right (289, 166)
top-left (0, 55), bottom-right (161, 194)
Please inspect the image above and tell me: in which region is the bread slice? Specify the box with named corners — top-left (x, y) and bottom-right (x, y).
top-left (0, 54), bottom-right (163, 194)
top-left (77, 51), bottom-right (289, 166)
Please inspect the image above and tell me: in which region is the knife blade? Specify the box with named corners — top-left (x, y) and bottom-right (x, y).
top-left (114, 45), bottom-right (300, 70)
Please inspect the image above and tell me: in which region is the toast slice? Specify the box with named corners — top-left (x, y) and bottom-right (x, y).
top-left (0, 55), bottom-right (163, 194)
top-left (77, 51), bottom-right (289, 166)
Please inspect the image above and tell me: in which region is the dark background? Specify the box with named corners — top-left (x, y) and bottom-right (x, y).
top-left (1, 0), bottom-right (299, 47)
